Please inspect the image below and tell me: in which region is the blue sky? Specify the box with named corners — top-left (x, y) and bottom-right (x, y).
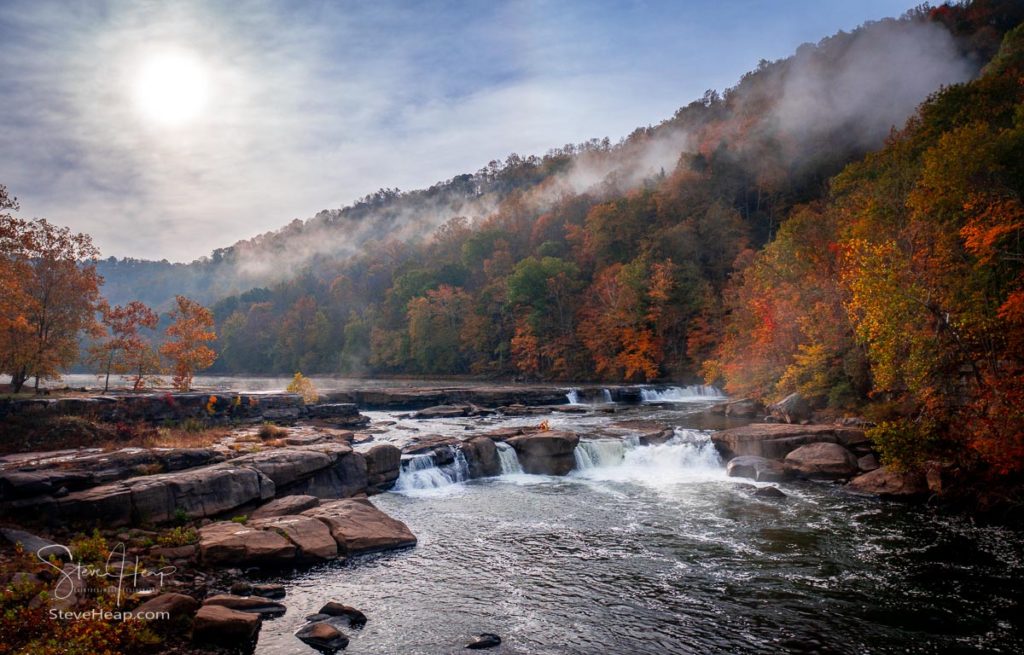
top-left (0, 0), bottom-right (916, 262)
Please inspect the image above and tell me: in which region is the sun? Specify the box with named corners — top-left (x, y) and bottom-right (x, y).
top-left (134, 51), bottom-right (208, 126)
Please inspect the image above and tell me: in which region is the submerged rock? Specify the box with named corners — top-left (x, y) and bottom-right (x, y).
top-left (466, 633), bottom-right (502, 649)
top-left (296, 620), bottom-right (350, 653)
top-left (784, 443), bottom-right (859, 479)
top-left (726, 456), bottom-right (788, 482)
top-left (318, 601), bottom-right (367, 627)
top-left (505, 431), bottom-right (580, 475)
top-left (752, 486), bottom-right (787, 499)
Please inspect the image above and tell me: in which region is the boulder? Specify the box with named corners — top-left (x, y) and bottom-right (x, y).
top-left (410, 404), bottom-right (476, 419)
top-left (198, 521), bottom-right (296, 566)
top-left (251, 584), bottom-right (286, 599)
top-left (233, 449), bottom-right (335, 488)
top-left (362, 444), bottom-right (401, 493)
top-left (784, 443), bottom-right (859, 479)
top-left (250, 494), bottom-right (321, 519)
top-left (302, 499), bottom-right (416, 555)
top-left (296, 621), bottom-right (349, 652)
top-left (203, 594), bottom-right (286, 617)
top-left (857, 454), bottom-right (880, 473)
top-left (462, 437), bottom-right (500, 478)
top-left (466, 633), bottom-right (502, 649)
top-left (726, 456), bottom-right (788, 482)
top-left (277, 445), bottom-right (368, 499)
top-left (752, 486), bottom-right (787, 499)
top-left (768, 392), bottom-right (811, 424)
top-left (847, 466), bottom-right (929, 498)
top-left (192, 604), bottom-right (261, 648)
top-left (0, 528), bottom-right (68, 560)
top-left (133, 592), bottom-right (200, 621)
top-left (318, 601), bottom-right (367, 627)
top-left (711, 424), bottom-right (867, 460)
top-left (505, 431), bottom-right (580, 475)
top-left (250, 515), bottom-right (338, 560)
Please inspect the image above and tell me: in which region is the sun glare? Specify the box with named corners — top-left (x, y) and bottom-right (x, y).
top-left (134, 51), bottom-right (208, 126)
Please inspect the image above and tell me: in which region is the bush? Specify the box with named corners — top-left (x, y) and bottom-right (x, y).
top-left (287, 372), bottom-right (319, 403)
top-left (258, 422), bottom-right (288, 440)
top-left (867, 418), bottom-right (943, 471)
top-left (156, 526), bottom-right (198, 547)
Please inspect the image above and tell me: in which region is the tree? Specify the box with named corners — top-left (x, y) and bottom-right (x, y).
top-left (160, 296), bottom-right (217, 391)
top-left (88, 300), bottom-right (160, 392)
top-left (287, 372), bottom-right (319, 403)
top-left (0, 198), bottom-right (102, 393)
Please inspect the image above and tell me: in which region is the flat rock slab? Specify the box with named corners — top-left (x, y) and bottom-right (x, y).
top-left (303, 498), bottom-right (416, 555)
top-left (203, 594), bottom-right (287, 617)
top-left (251, 515), bottom-right (338, 560)
top-left (712, 424), bottom-right (867, 460)
top-left (726, 456), bottom-right (788, 482)
top-left (199, 522), bottom-right (297, 566)
top-left (250, 494), bottom-right (321, 519)
top-left (192, 604), bottom-right (262, 648)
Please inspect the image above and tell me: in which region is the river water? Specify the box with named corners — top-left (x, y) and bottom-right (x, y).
top-left (245, 389), bottom-right (1022, 654)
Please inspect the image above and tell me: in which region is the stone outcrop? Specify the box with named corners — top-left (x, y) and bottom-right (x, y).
top-left (710, 398), bottom-right (765, 418)
top-left (711, 424), bottom-right (868, 460)
top-left (192, 604), bottom-right (262, 648)
top-left (505, 431), bottom-right (580, 475)
top-left (847, 466), bottom-right (929, 498)
top-left (461, 436), bottom-right (501, 478)
top-left (250, 515), bottom-right (338, 560)
top-left (250, 494), bottom-right (320, 519)
top-left (198, 522), bottom-right (297, 566)
top-left (784, 442), bottom-right (859, 479)
top-left (361, 444), bottom-right (401, 493)
top-left (767, 392), bottom-right (812, 424)
top-left (302, 498), bottom-right (417, 555)
top-left (726, 456), bottom-right (788, 482)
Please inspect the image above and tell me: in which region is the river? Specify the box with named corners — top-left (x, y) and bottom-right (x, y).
top-left (247, 390), bottom-right (1024, 655)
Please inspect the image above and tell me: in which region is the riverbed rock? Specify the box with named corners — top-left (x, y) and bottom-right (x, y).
top-left (505, 431), bottom-right (580, 475)
top-left (318, 601), bottom-right (367, 627)
top-left (768, 392), bottom-right (812, 424)
top-left (857, 453), bottom-right (880, 473)
top-left (302, 498), bottom-right (417, 555)
top-left (198, 521), bottom-right (296, 566)
top-left (466, 633), bottom-right (502, 649)
top-left (276, 444), bottom-right (368, 499)
top-left (296, 621), bottom-right (350, 652)
top-left (411, 404), bottom-right (492, 419)
top-left (203, 594), bottom-right (287, 617)
top-left (710, 398), bottom-right (765, 418)
top-left (0, 528), bottom-right (67, 560)
top-left (784, 443), bottom-right (859, 479)
top-left (752, 486), bottom-right (787, 499)
top-left (726, 456), bottom-right (788, 482)
top-left (250, 494), bottom-right (321, 519)
top-left (362, 444), bottom-right (401, 493)
top-left (192, 604), bottom-right (262, 648)
top-left (134, 592), bottom-right (200, 621)
top-left (462, 436), bottom-right (501, 478)
top-left (250, 515), bottom-right (338, 560)
top-left (847, 466), bottom-right (929, 498)
top-left (711, 424), bottom-right (868, 460)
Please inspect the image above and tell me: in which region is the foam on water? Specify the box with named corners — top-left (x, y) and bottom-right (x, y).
top-left (639, 385), bottom-right (725, 402)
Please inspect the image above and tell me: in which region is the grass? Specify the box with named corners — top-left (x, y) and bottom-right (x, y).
top-left (0, 414), bottom-right (232, 455)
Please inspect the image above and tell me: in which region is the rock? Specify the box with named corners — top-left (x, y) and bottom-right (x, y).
top-left (462, 437), bottom-right (500, 478)
top-left (233, 448), bottom-right (336, 488)
top-left (150, 544), bottom-right (195, 560)
top-left (505, 431), bottom-right (580, 475)
top-left (278, 446), bottom-right (368, 499)
top-left (752, 486), bottom-right (787, 499)
top-left (411, 404), bottom-right (477, 419)
top-left (250, 494), bottom-right (321, 518)
top-left (296, 621), bottom-right (350, 652)
top-left (133, 592), bottom-right (200, 621)
top-left (726, 456), bottom-right (788, 482)
top-left (302, 498), bottom-right (416, 555)
top-left (192, 604), bottom-right (262, 649)
top-left (711, 424), bottom-right (867, 460)
top-left (466, 633), bottom-right (502, 649)
top-left (362, 444), bottom-right (401, 493)
top-left (230, 581), bottom-right (253, 596)
top-left (198, 521), bottom-right (296, 566)
top-left (768, 392), bottom-right (812, 424)
top-left (318, 601), bottom-right (367, 627)
top-left (250, 515), bottom-right (338, 560)
top-left (251, 584), bottom-right (286, 599)
top-left (0, 528), bottom-right (68, 560)
top-left (203, 594), bottom-right (287, 617)
top-left (857, 453), bottom-right (880, 473)
top-left (784, 443), bottom-right (859, 479)
top-left (847, 466), bottom-right (929, 498)
top-left (710, 398), bottom-right (764, 418)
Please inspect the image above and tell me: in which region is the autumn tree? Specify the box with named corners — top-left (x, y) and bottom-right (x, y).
top-left (160, 295), bottom-right (217, 391)
top-left (88, 300), bottom-right (160, 392)
top-left (0, 196), bottom-right (102, 393)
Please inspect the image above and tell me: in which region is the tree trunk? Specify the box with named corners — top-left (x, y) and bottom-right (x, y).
top-left (10, 369), bottom-right (27, 394)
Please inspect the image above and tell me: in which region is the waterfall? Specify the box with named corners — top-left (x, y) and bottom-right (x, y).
top-left (565, 388), bottom-right (615, 405)
top-left (496, 442), bottom-right (524, 475)
top-left (601, 388), bottom-right (613, 403)
top-left (394, 446), bottom-right (470, 492)
top-left (571, 429), bottom-right (724, 483)
top-left (639, 385), bottom-right (725, 402)
top-left (565, 389), bottom-right (581, 405)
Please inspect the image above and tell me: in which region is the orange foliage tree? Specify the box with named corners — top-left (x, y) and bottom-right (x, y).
top-left (88, 300), bottom-right (160, 392)
top-left (160, 295), bottom-right (217, 391)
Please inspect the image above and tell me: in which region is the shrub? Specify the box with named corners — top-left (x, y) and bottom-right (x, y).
top-left (156, 526), bottom-right (198, 547)
top-left (867, 418), bottom-right (943, 471)
top-left (287, 372), bottom-right (319, 403)
top-left (258, 422), bottom-right (288, 440)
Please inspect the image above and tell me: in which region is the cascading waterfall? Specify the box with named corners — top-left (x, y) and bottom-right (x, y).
top-left (565, 389), bottom-right (581, 405)
top-left (571, 429), bottom-right (723, 483)
top-left (639, 385), bottom-right (725, 402)
top-left (565, 388), bottom-right (614, 405)
top-left (601, 388), bottom-right (613, 403)
top-left (495, 442), bottom-right (524, 474)
top-left (394, 446), bottom-right (470, 492)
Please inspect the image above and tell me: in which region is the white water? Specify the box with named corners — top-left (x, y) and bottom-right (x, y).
top-left (565, 389), bottom-right (581, 405)
top-left (393, 447), bottom-right (470, 494)
top-left (639, 385), bottom-right (724, 402)
top-left (571, 429), bottom-right (724, 484)
top-left (496, 442), bottom-right (523, 474)
top-left (564, 388), bottom-right (614, 405)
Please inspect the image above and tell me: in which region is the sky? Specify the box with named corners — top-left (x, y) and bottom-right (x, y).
top-left (0, 0), bottom-right (918, 263)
